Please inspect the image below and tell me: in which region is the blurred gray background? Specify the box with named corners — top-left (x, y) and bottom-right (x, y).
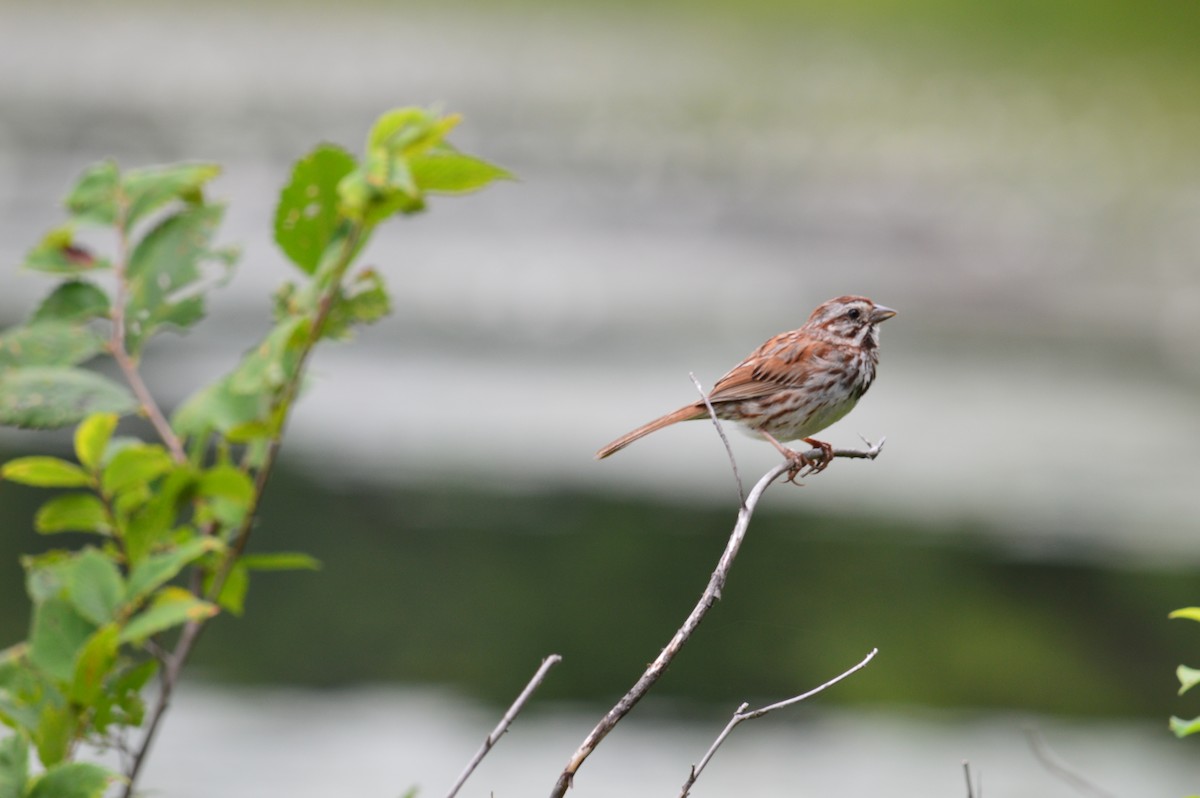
top-left (1, 1), bottom-right (1198, 796)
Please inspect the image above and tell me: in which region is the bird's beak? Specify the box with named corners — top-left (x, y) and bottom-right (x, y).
top-left (871, 305), bottom-right (897, 323)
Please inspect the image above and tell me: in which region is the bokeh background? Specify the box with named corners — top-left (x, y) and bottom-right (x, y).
top-left (1, 1), bottom-right (1199, 795)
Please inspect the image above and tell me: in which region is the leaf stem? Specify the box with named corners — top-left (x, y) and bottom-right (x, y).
top-left (109, 194), bottom-right (187, 465)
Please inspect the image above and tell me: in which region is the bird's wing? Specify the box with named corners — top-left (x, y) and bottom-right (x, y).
top-left (706, 334), bottom-right (825, 402)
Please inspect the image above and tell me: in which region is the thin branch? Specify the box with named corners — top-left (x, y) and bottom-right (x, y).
top-left (109, 197), bottom-right (187, 464)
top-left (1025, 726), bottom-right (1117, 798)
top-left (678, 648), bottom-right (877, 798)
top-left (689, 372), bottom-right (745, 506)
top-left (446, 654), bottom-right (563, 798)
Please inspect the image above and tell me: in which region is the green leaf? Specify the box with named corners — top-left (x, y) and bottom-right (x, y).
top-left (274, 144), bottom-right (357, 274)
top-left (27, 762), bottom-right (112, 798)
top-left (241, 552), bottom-right (322, 572)
top-left (1170, 714), bottom-right (1200, 738)
top-left (367, 107), bottom-right (459, 158)
top-left (31, 703), bottom-right (75, 769)
top-left (1169, 607), bottom-right (1200, 623)
top-left (122, 162), bottom-right (221, 229)
top-left (121, 468), bottom-right (197, 566)
top-left (35, 494), bottom-right (111, 535)
top-left (0, 367), bottom-right (136, 429)
top-left (0, 322), bottom-right (106, 371)
top-left (64, 160), bottom-right (119, 225)
top-left (66, 549), bottom-right (125, 626)
top-left (1, 456), bottom-right (91, 488)
top-left (31, 280), bottom-right (111, 324)
top-left (124, 202), bottom-right (229, 354)
top-left (22, 552), bottom-right (74, 604)
top-left (119, 587), bottom-right (217, 644)
top-left (0, 732), bottom-right (29, 798)
top-left (211, 560), bottom-right (249, 616)
top-left (172, 374), bottom-right (269, 441)
top-left (69, 624), bottom-right (119, 705)
top-left (29, 598), bottom-right (97, 683)
top-left (126, 538), bottom-right (222, 605)
top-left (74, 412), bottom-right (118, 472)
top-left (411, 149), bottom-right (513, 195)
top-left (198, 464), bottom-right (255, 505)
top-left (1178, 664), bottom-right (1200, 695)
top-left (228, 316), bottom-right (308, 395)
top-left (100, 444), bottom-right (173, 496)
top-left (23, 226), bottom-right (110, 275)
top-left (322, 268), bottom-right (391, 340)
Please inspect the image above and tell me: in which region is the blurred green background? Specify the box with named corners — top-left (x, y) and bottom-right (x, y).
top-left (1, 0), bottom-right (1199, 793)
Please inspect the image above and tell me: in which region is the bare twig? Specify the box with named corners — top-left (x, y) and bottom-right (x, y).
top-left (689, 372), bottom-right (745, 506)
top-left (678, 648), bottom-right (877, 797)
top-left (963, 760), bottom-right (980, 798)
top-left (1025, 726), bottom-right (1117, 798)
top-left (446, 654), bottom-right (563, 798)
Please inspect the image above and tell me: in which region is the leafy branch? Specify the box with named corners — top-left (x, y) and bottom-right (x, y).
top-left (0, 107), bottom-right (509, 798)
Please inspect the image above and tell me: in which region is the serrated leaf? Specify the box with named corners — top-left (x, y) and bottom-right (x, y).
top-left (126, 538), bottom-right (222, 605)
top-left (241, 552), bottom-right (321, 572)
top-left (29, 598), bottom-right (97, 683)
top-left (69, 623), bottom-right (119, 705)
top-left (32, 280), bottom-right (111, 324)
top-left (411, 149), bottom-right (513, 195)
top-left (1, 456), bottom-right (91, 488)
top-left (74, 412), bottom-right (118, 472)
top-left (119, 587), bottom-right (217, 644)
top-left (101, 444), bottom-right (173, 496)
top-left (124, 203), bottom-right (227, 354)
top-left (0, 367), bottom-right (136, 429)
top-left (35, 493), bottom-right (110, 535)
top-left (23, 226), bottom-right (110, 275)
top-left (0, 732), bottom-right (29, 798)
top-left (1170, 714), bottom-right (1200, 738)
top-left (64, 160), bottom-right (120, 225)
top-left (275, 145), bottom-right (357, 274)
top-left (122, 162), bottom-right (221, 229)
top-left (27, 761), bottom-right (112, 798)
top-left (1169, 607), bottom-right (1200, 623)
top-left (0, 322), bottom-right (106, 371)
top-left (67, 549), bottom-right (125, 626)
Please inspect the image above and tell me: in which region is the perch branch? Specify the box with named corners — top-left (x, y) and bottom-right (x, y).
top-left (547, 461), bottom-right (788, 798)
top-left (678, 648), bottom-right (877, 797)
top-left (549, 434), bottom-right (886, 797)
top-left (446, 654), bottom-right (563, 798)
top-left (963, 760), bottom-right (980, 798)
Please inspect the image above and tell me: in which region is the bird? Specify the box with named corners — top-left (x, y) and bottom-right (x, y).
top-left (595, 296), bottom-right (896, 476)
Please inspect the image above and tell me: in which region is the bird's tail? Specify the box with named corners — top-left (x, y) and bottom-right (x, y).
top-left (595, 404), bottom-right (707, 459)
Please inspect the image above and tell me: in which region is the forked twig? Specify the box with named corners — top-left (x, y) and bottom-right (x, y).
top-left (678, 648), bottom-right (878, 797)
top-left (1025, 726), bottom-right (1117, 798)
top-left (446, 654), bottom-right (563, 798)
top-left (547, 461), bottom-right (791, 798)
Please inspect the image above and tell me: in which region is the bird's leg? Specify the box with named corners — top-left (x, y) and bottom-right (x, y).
top-left (802, 437), bottom-right (835, 474)
top-left (760, 431), bottom-right (815, 484)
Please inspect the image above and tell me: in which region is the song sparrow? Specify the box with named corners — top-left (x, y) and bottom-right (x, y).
top-left (596, 296), bottom-right (896, 475)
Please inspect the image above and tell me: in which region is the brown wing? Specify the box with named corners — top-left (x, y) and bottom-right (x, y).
top-left (707, 331), bottom-right (826, 402)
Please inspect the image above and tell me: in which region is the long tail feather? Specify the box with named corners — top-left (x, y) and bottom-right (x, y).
top-left (595, 404), bottom-right (707, 459)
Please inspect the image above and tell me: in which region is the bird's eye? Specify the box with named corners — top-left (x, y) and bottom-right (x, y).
top-left (846, 308), bottom-right (861, 320)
